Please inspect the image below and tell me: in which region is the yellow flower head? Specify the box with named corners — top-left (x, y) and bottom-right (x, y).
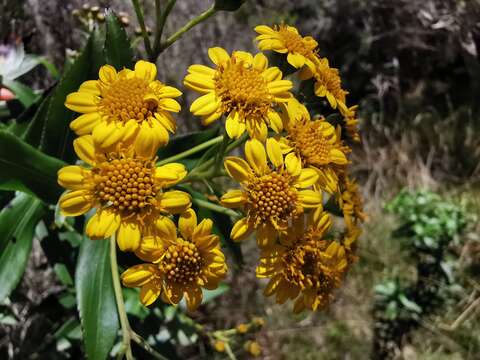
top-left (121, 209), bottom-right (227, 311)
top-left (257, 209), bottom-right (348, 312)
top-left (244, 341), bottom-right (262, 357)
top-left (339, 175), bottom-right (366, 228)
top-left (299, 57), bottom-right (348, 114)
top-left (280, 99), bottom-right (350, 194)
top-left (220, 139), bottom-right (322, 248)
top-left (255, 24), bottom-right (318, 70)
top-left (184, 47), bottom-right (293, 141)
top-left (65, 60), bottom-right (182, 158)
top-left (57, 135), bottom-right (191, 251)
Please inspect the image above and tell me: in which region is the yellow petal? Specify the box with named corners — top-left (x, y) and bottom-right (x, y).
top-left (159, 190), bottom-right (191, 214)
top-left (65, 92), bottom-right (98, 113)
top-left (185, 286), bottom-right (203, 312)
top-left (79, 80), bottom-right (100, 96)
top-left (135, 235), bottom-right (165, 262)
top-left (232, 51), bottom-right (254, 65)
top-left (179, 208), bottom-right (197, 240)
top-left (156, 85), bottom-right (182, 98)
top-left (220, 189), bottom-right (247, 208)
top-left (70, 112), bottom-right (102, 136)
top-left (85, 209), bottom-right (121, 240)
top-left (158, 98), bottom-right (181, 113)
top-left (154, 163), bottom-right (187, 187)
top-left (267, 110), bottom-right (283, 133)
top-left (92, 121), bottom-right (127, 150)
top-left (140, 281), bottom-right (161, 306)
top-left (98, 64), bottom-right (118, 84)
top-left (154, 113), bottom-right (176, 133)
top-left (287, 53), bottom-right (306, 68)
top-left (190, 92), bottom-right (220, 116)
top-left (285, 152), bottom-right (302, 177)
top-left (329, 149), bottom-right (348, 165)
top-left (223, 156), bottom-right (252, 183)
top-left (295, 168), bottom-right (319, 188)
top-left (134, 60), bottom-right (157, 81)
top-left (153, 216), bottom-right (177, 243)
top-left (230, 217), bottom-right (253, 242)
top-left (208, 47), bottom-right (230, 66)
top-left (121, 264), bottom-right (157, 287)
top-left (267, 80), bottom-right (293, 95)
top-left (183, 73), bottom-right (215, 94)
top-left (253, 53), bottom-right (268, 71)
top-left (117, 222), bottom-right (142, 252)
top-left (192, 218), bottom-right (213, 239)
top-left (59, 190), bottom-right (93, 216)
top-left (187, 64), bottom-right (216, 77)
top-left (58, 165), bottom-right (90, 190)
top-left (73, 135), bottom-right (96, 165)
top-left (298, 190), bottom-right (322, 208)
top-left (262, 67), bottom-right (282, 82)
top-left (134, 121), bottom-right (167, 159)
top-left (245, 139), bottom-right (267, 175)
top-left (225, 112), bottom-right (245, 139)
top-left (201, 109), bottom-right (223, 126)
top-left (254, 25), bottom-right (276, 35)
top-left (265, 138), bottom-right (283, 168)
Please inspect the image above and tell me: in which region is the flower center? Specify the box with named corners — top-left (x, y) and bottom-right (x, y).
top-left (160, 239), bottom-right (203, 285)
top-left (99, 77), bottom-right (157, 123)
top-left (93, 157), bottom-right (159, 219)
top-left (246, 170), bottom-right (298, 228)
top-left (215, 59), bottom-right (271, 121)
top-left (277, 26), bottom-right (316, 56)
top-left (288, 120), bottom-right (333, 167)
top-left (315, 60), bottom-right (347, 103)
top-left (282, 242), bottom-right (335, 292)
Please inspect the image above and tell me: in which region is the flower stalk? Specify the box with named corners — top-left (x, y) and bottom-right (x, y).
top-left (131, 0), bottom-right (153, 57)
top-left (110, 235), bottom-right (133, 360)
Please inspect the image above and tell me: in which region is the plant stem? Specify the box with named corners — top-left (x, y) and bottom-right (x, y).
top-left (110, 235), bottom-right (133, 360)
top-left (157, 135), bottom-right (224, 166)
top-left (151, 0), bottom-right (177, 61)
top-left (130, 330), bottom-right (170, 360)
top-left (193, 198), bottom-right (239, 218)
top-left (131, 0), bottom-right (153, 58)
top-left (159, 5), bottom-right (217, 53)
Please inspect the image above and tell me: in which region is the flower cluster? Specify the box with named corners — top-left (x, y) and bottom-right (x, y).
top-left (185, 24), bottom-right (365, 311)
top-left (58, 61), bottom-right (227, 311)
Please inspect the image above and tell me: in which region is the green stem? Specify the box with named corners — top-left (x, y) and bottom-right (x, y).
top-left (193, 198), bottom-right (239, 218)
top-left (130, 330), bottom-right (170, 360)
top-left (159, 5), bottom-right (217, 53)
top-left (131, 0), bottom-right (153, 58)
top-left (157, 135), bottom-right (224, 166)
top-left (110, 235), bottom-right (133, 360)
top-left (152, 0), bottom-right (176, 60)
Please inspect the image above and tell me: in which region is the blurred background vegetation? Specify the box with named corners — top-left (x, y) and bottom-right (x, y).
top-left (0, 0), bottom-right (479, 359)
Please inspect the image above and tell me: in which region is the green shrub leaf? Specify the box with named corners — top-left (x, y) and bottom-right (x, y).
top-left (105, 10), bottom-right (134, 70)
top-left (0, 193), bottom-right (45, 303)
top-left (0, 130), bottom-right (65, 204)
top-left (75, 236), bottom-right (119, 360)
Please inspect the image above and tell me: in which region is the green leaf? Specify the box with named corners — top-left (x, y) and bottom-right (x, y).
top-left (0, 193), bottom-right (45, 303)
top-left (42, 30), bottom-right (106, 163)
top-left (399, 294), bottom-right (422, 313)
top-left (105, 10), bottom-right (134, 70)
top-left (75, 236), bottom-right (119, 360)
top-left (2, 79), bottom-right (38, 108)
top-left (54, 263), bottom-right (74, 286)
top-left (0, 130), bottom-right (65, 204)
top-left (21, 94), bottom-right (52, 148)
top-left (203, 283), bottom-right (229, 303)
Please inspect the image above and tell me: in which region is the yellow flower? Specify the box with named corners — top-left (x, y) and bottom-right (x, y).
top-left (57, 136), bottom-right (191, 251)
top-left (236, 323), bottom-right (249, 334)
top-left (280, 99), bottom-right (350, 194)
top-left (213, 340), bottom-right (226, 353)
top-left (339, 175), bottom-right (366, 228)
top-left (299, 57), bottom-right (349, 114)
top-left (65, 60), bottom-right (182, 158)
top-left (184, 47), bottom-right (293, 141)
top-left (220, 139), bottom-right (322, 248)
top-left (121, 209), bottom-right (227, 311)
top-left (257, 209), bottom-right (348, 312)
top-left (244, 341), bottom-right (262, 357)
top-left (254, 24), bottom-right (318, 70)
top-left (343, 104), bottom-right (361, 142)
